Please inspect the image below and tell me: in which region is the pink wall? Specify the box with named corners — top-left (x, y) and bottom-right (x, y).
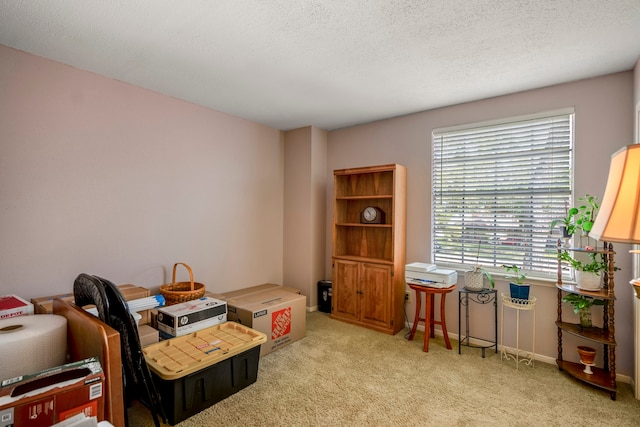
top-left (327, 72), bottom-right (636, 376)
top-left (283, 126), bottom-right (327, 303)
top-left (0, 45), bottom-right (285, 298)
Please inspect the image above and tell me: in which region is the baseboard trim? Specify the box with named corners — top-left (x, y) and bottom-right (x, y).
top-left (406, 321), bottom-right (632, 384)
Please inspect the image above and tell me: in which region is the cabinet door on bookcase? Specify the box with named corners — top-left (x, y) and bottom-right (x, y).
top-left (332, 259), bottom-right (359, 322)
top-left (360, 262), bottom-right (392, 329)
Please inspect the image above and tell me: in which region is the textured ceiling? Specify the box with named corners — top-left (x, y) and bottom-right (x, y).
top-left (1, 1), bottom-right (639, 130)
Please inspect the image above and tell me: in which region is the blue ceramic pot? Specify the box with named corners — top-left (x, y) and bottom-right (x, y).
top-left (509, 282), bottom-right (530, 301)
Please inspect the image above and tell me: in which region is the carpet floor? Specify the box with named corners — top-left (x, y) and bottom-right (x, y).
top-left (129, 311), bottom-right (640, 426)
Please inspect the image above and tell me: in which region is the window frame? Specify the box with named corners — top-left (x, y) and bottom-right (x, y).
top-left (431, 108), bottom-right (575, 281)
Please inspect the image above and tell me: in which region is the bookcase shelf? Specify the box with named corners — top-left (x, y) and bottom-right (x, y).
top-left (331, 164), bottom-right (406, 335)
top-left (556, 241), bottom-right (617, 400)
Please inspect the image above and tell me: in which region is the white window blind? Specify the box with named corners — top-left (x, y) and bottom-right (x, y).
top-left (432, 112), bottom-right (573, 279)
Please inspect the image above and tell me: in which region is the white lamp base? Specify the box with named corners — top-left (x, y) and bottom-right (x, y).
top-left (582, 362), bottom-right (595, 375)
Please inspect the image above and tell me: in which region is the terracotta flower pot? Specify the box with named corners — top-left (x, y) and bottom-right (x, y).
top-left (577, 345), bottom-right (596, 365)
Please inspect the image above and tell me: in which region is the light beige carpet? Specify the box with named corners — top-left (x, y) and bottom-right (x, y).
top-left (130, 311), bottom-right (640, 426)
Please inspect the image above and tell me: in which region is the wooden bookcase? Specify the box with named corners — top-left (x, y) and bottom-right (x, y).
top-left (556, 242), bottom-right (617, 400)
top-left (331, 164), bottom-right (407, 334)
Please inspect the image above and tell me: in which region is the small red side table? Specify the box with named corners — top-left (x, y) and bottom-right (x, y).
top-left (408, 283), bottom-right (456, 352)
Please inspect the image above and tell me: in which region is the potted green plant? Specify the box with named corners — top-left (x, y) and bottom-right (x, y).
top-left (465, 265), bottom-right (494, 291)
top-left (561, 293), bottom-right (604, 328)
top-left (465, 241), bottom-right (495, 291)
top-left (574, 194), bottom-right (599, 235)
top-left (559, 250), bottom-right (609, 291)
top-left (549, 205), bottom-right (579, 238)
top-left (549, 195), bottom-right (600, 238)
top-left (502, 264), bottom-right (529, 301)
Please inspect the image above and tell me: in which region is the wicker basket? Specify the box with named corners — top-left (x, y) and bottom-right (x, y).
top-left (159, 263), bottom-right (206, 305)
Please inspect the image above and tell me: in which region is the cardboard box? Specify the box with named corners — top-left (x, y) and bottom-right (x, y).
top-left (204, 283), bottom-right (302, 307)
top-left (31, 285), bottom-right (152, 325)
top-left (31, 293), bottom-right (74, 315)
top-left (119, 285), bottom-right (152, 325)
top-left (138, 324), bottom-right (159, 348)
top-left (156, 297), bottom-right (227, 338)
top-left (0, 357), bottom-right (105, 427)
top-left (221, 286), bottom-right (306, 356)
top-left (0, 295), bottom-right (34, 319)
top-left (218, 283), bottom-right (302, 299)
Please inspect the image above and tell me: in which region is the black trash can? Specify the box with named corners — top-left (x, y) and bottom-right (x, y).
top-left (317, 280), bottom-right (332, 313)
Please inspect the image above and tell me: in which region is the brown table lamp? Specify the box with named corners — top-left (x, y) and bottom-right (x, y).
top-left (589, 144), bottom-right (640, 298)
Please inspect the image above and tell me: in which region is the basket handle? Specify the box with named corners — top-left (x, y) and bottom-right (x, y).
top-left (172, 262), bottom-right (195, 291)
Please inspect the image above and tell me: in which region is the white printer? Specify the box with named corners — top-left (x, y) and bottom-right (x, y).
top-left (405, 262), bottom-right (458, 288)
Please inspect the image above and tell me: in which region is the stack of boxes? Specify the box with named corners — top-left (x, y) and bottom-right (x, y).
top-left (26, 281), bottom-right (307, 357)
top-left (211, 283), bottom-right (307, 356)
top-left (4, 281), bottom-right (307, 426)
top-left (31, 284), bottom-right (150, 320)
top-left (142, 283), bottom-right (306, 425)
top-left (149, 282), bottom-right (307, 356)
top-left (31, 283), bottom-right (161, 347)
top-left (0, 357), bottom-right (105, 427)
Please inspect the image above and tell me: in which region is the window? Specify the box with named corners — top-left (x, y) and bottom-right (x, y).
top-left (432, 111), bottom-right (573, 279)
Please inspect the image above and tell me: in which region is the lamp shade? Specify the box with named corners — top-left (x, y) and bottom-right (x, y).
top-left (589, 144), bottom-right (640, 244)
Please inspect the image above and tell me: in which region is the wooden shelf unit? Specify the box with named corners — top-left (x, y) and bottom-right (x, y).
top-left (556, 242), bottom-right (617, 399)
top-left (331, 164), bottom-right (407, 334)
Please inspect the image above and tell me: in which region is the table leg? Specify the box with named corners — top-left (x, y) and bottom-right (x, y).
top-left (466, 294), bottom-right (470, 350)
top-left (500, 304), bottom-right (504, 361)
top-left (429, 293), bottom-right (436, 338)
top-left (424, 293), bottom-right (432, 352)
top-left (440, 292), bottom-right (452, 350)
top-left (408, 289), bottom-right (421, 341)
top-left (458, 293), bottom-right (462, 354)
top-left (481, 294), bottom-right (487, 358)
top-left (494, 297), bottom-right (498, 353)
top-left (516, 309), bottom-right (520, 369)
top-left (532, 309), bottom-right (536, 366)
